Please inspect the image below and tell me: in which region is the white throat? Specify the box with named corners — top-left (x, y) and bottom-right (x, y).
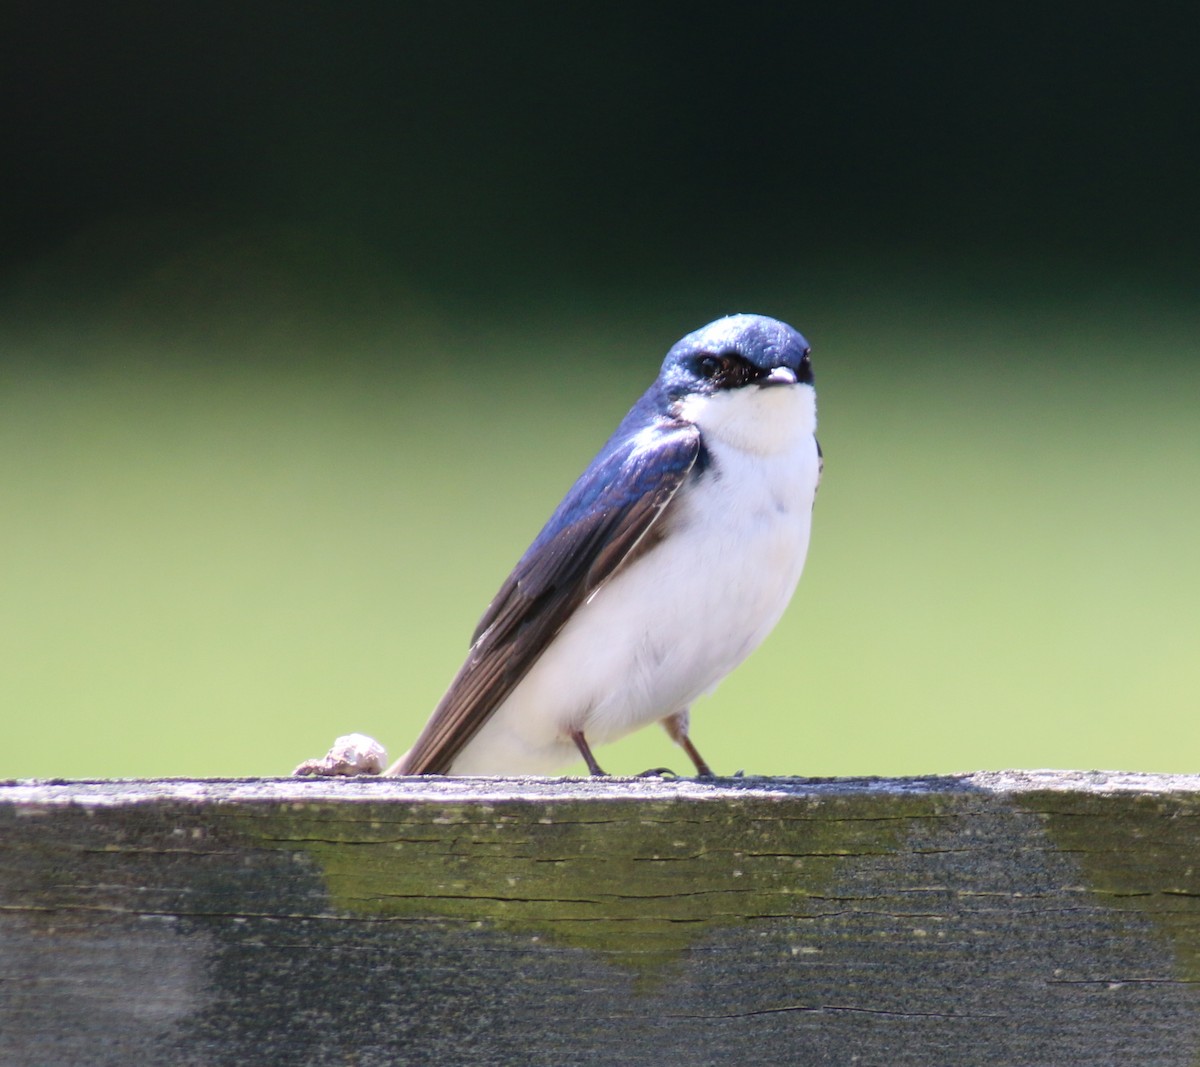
top-left (675, 382), bottom-right (816, 455)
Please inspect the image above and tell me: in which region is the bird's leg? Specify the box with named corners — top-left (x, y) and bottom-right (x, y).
top-left (569, 728), bottom-right (608, 776)
top-left (661, 709), bottom-right (715, 778)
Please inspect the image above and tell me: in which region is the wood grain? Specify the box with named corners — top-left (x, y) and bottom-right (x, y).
top-left (2, 772), bottom-right (1199, 1066)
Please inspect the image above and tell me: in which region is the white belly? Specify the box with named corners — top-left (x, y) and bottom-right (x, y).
top-left (449, 422), bottom-right (821, 775)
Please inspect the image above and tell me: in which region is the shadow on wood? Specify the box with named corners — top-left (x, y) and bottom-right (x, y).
top-left (2, 772), bottom-right (1199, 1066)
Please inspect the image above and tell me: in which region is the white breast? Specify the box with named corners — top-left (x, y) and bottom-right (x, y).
top-left (449, 382), bottom-right (820, 775)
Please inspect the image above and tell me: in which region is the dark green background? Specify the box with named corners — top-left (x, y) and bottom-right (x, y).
top-left (2, 3), bottom-right (1197, 778)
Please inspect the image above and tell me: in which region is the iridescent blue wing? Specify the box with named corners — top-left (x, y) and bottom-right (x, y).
top-left (396, 419), bottom-right (700, 774)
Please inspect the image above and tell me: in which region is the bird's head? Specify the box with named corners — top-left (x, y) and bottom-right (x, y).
top-left (659, 314), bottom-right (815, 453)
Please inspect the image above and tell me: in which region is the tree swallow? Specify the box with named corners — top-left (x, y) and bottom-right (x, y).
top-left (389, 313), bottom-right (821, 777)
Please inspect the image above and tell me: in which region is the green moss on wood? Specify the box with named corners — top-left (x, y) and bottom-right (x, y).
top-left (1028, 790), bottom-right (1200, 984)
top-left (234, 792), bottom-right (932, 970)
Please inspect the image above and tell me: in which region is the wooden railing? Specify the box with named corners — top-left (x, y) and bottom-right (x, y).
top-left (3, 772), bottom-right (1198, 1065)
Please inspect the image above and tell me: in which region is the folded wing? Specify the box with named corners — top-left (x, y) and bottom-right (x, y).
top-left (395, 419), bottom-right (701, 774)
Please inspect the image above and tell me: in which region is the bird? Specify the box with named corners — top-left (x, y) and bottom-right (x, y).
top-left (388, 313), bottom-right (821, 777)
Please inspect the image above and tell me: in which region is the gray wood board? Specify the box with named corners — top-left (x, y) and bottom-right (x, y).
top-left (2, 772), bottom-right (1199, 1066)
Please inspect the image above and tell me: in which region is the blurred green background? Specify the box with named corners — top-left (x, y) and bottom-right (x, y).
top-left (2, 4), bottom-right (1197, 779)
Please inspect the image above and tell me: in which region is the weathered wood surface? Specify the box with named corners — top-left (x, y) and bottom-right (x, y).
top-left (2, 771), bottom-right (1199, 1066)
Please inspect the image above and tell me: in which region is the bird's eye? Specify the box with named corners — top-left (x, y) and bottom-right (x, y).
top-left (796, 346), bottom-right (814, 384)
top-left (697, 354), bottom-right (741, 382)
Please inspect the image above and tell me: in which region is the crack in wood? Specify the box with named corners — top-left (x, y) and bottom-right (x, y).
top-left (663, 1004), bottom-right (1005, 1020)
